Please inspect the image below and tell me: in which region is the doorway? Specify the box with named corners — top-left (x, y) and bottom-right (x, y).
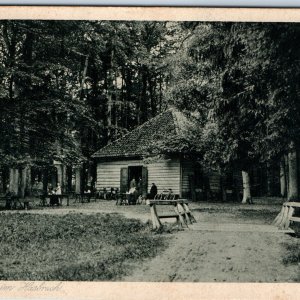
top-left (120, 165), bottom-right (148, 196)
top-left (128, 166), bottom-right (143, 188)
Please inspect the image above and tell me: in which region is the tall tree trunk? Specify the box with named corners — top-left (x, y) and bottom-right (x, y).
top-left (56, 163), bottom-right (64, 192)
top-left (42, 168), bottom-right (48, 194)
top-left (280, 157), bottom-right (287, 198)
top-left (9, 168), bottom-right (19, 196)
top-left (266, 163), bottom-right (272, 197)
top-left (219, 169), bottom-right (227, 202)
top-left (107, 72), bottom-right (113, 141)
top-left (20, 166), bottom-right (31, 198)
top-left (79, 54), bottom-right (89, 97)
top-left (66, 166), bottom-right (73, 193)
top-left (287, 142), bottom-right (298, 201)
top-left (75, 166), bottom-right (82, 194)
top-left (241, 170), bottom-right (252, 204)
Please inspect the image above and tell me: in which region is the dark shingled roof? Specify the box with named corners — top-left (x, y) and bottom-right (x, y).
top-left (93, 108), bottom-right (192, 159)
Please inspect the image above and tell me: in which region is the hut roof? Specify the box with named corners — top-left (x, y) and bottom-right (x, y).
top-left (92, 108), bottom-right (194, 159)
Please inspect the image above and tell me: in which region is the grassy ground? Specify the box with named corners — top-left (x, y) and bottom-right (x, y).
top-left (0, 212), bottom-right (167, 281)
top-left (1, 197), bottom-right (299, 282)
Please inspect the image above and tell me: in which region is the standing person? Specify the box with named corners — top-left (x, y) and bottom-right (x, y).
top-left (149, 183), bottom-right (158, 199)
top-left (137, 177), bottom-right (142, 194)
top-left (130, 178), bottom-right (136, 189)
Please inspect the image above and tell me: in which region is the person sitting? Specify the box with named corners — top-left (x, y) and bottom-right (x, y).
top-left (50, 184), bottom-right (60, 206)
top-left (55, 183), bottom-right (62, 195)
top-left (127, 187), bottom-right (137, 205)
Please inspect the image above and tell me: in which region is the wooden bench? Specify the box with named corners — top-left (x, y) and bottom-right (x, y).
top-left (147, 199), bottom-right (196, 230)
top-left (273, 202), bottom-right (300, 230)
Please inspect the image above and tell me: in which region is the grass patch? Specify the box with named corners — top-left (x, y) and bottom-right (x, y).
top-left (283, 243), bottom-right (300, 265)
top-left (0, 212), bottom-right (167, 281)
top-left (194, 207), bottom-right (278, 224)
top-left (282, 227), bottom-right (300, 282)
top-left (235, 209), bottom-right (278, 224)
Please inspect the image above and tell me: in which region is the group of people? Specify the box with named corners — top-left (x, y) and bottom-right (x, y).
top-left (126, 178), bottom-right (158, 205)
top-left (47, 183), bottom-right (62, 195)
top-left (47, 183), bottom-right (62, 206)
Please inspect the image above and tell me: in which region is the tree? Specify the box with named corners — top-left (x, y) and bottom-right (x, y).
top-left (166, 22), bottom-right (300, 202)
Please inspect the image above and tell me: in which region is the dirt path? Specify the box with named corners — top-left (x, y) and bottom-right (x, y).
top-left (124, 228), bottom-right (298, 282)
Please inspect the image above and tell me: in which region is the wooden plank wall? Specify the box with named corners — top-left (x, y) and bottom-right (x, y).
top-left (96, 159), bottom-right (141, 190)
top-left (181, 160), bottom-right (194, 196)
top-left (96, 158), bottom-right (181, 195)
top-left (148, 159), bottom-right (180, 195)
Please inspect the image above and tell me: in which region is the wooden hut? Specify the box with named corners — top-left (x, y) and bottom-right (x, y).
top-left (92, 108), bottom-right (203, 198)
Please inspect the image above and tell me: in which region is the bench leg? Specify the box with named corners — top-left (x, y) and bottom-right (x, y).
top-left (174, 204), bottom-right (186, 228)
top-left (278, 206), bottom-right (289, 230)
top-left (150, 204), bottom-right (162, 230)
top-left (183, 203), bottom-right (196, 223)
top-left (178, 203), bottom-right (191, 225)
top-left (273, 206), bottom-right (284, 226)
top-left (283, 206), bottom-right (294, 230)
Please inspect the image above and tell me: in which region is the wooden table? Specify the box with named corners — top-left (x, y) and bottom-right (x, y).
top-left (116, 193), bottom-right (129, 205)
top-left (147, 199), bottom-right (196, 230)
top-left (0, 195), bottom-right (33, 210)
top-left (44, 194), bottom-right (70, 206)
top-left (74, 193), bottom-right (94, 203)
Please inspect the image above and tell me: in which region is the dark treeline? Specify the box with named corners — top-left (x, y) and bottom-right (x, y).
top-left (0, 20), bottom-right (174, 196)
top-left (0, 20), bottom-right (299, 202)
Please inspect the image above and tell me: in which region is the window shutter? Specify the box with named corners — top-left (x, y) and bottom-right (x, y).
top-left (142, 167), bottom-right (148, 196)
top-left (120, 167), bottom-right (128, 193)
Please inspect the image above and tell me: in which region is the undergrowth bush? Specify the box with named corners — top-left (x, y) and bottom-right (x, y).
top-left (0, 212), bottom-right (167, 281)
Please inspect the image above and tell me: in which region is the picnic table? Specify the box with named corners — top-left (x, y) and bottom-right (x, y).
top-left (74, 192), bottom-right (97, 203)
top-left (116, 193), bottom-right (129, 205)
top-left (0, 195), bottom-right (33, 210)
top-left (43, 194), bottom-right (70, 206)
top-left (147, 199), bottom-right (196, 230)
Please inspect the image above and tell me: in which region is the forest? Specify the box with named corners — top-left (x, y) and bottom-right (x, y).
top-left (0, 20), bottom-right (299, 203)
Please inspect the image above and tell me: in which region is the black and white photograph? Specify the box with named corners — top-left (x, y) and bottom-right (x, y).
top-left (0, 7), bottom-right (300, 291)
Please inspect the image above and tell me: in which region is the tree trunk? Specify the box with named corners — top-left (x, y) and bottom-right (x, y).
top-left (51, 169), bottom-right (57, 188)
top-left (280, 157), bottom-right (287, 198)
top-left (42, 168), bottom-right (48, 194)
top-left (266, 163), bottom-right (272, 197)
top-left (20, 166), bottom-right (31, 198)
top-left (56, 163), bottom-right (68, 192)
top-left (287, 143), bottom-right (298, 201)
top-left (66, 166), bottom-right (73, 193)
top-left (219, 170), bottom-right (227, 202)
top-left (241, 170), bottom-right (252, 204)
top-left (75, 167), bottom-right (82, 194)
top-left (9, 168), bottom-right (19, 196)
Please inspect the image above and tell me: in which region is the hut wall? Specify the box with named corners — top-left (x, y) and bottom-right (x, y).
top-left (96, 158), bottom-right (181, 194)
top-left (96, 159), bottom-right (141, 190)
top-left (147, 159), bottom-right (181, 195)
top-left (181, 160), bottom-right (194, 197)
